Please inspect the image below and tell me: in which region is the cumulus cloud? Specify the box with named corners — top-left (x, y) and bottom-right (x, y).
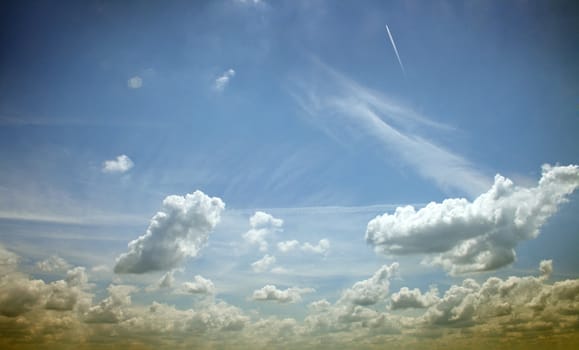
top-left (366, 164), bottom-right (579, 274)
top-left (243, 211), bottom-right (283, 252)
top-left (251, 285), bottom-right (314, 303)
top-left (114, 190), bottom-right (225, 274)
top-left (390, 287), bottom-right (439, 310)
top-left (277, 238), bottom-right (330, 255)
top-left (36, 255), bottom-right (71, 273)
top-left (127, 75), bottom-right (143, 89)
top-left (214, 68), bottom-right (235, 92)
top-left (251, 254), bottom-right (276, 273)
top-left (182, 275), bottom-right (215, 295)
top-left (102, 154), bottom-right (134, 174)
top-left (339, 263), bottom-right (398, 306)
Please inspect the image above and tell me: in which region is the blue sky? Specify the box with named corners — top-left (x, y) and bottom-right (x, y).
top-left (1, 1), bottom-right (578, 349)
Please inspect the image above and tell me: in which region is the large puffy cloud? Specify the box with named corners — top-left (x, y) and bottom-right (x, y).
top-left (251, 285), bottom-right (315, 303)
top-left (366, 164), bottom-right (579, 274)
top-left (243, 211), bottom-right (283, 252)
top-left (114, 190), bottom-right (225, 274)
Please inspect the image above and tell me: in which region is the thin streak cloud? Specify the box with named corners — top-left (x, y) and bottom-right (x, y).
top-left (385, 24), bottom-right (406, 76)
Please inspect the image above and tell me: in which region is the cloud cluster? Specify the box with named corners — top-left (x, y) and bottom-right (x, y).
top-left (243, 211), bottom-right (283, 252)
top-left (102, 154), bottom-right (134, 174)
top-left (277, 238), bottom-right (330, 255)
top-left (0, 246), bottom-right (92, 320)
top-left (214, 68), bottom-right (235, 91)
top-left (114, 190), bottom-right (225, 274)
top-left (182, 275), bottom-right (215, 295)
top-left (251, 285), bottom-right (315, 303)
top-left (366, 164), bottom-right (579, 274)
top-left (1, 242), bottom-right (578, 349)
top-left (304, 263), bottom-right (401, 335)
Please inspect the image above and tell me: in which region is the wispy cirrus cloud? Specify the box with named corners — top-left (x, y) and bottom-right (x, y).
top-left (292, 61), bottom-right (490, 197)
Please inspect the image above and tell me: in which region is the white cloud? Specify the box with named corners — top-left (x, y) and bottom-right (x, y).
top-left (251, 285), bottom-right (314, 303)
top-left (292, 61), bottom-right (490, 196)
top-left (114, 190), bottom-right (225, 274)
top-left (182, 275), bottom-right (215, 295)
top-left (301, 239), bottom-right (330, 255)
top-left (214, 68), bottom-right (235, 92)
top-left (236, 0), bottom-right (262, 4)
top-left (102, 154), bottom-right (134, 174)
top-left (243, 211), bottom-right (283, 252)
top-left (277, 240), bottom-right (299, 253)
top-left (36, 255), bottom-right (71, 273)
top-left (366, 164), bottom-right (579, 274)
top-left (390, 287), bottom-right (439, 310)
top-left (127, 75), bottom-right (143, 89)
top-left (339, 263), bottom-right (398, 306)
top-left (251, 254), bottom-right (276, 273)
top-left (277, 238), bottom-right (330, 255)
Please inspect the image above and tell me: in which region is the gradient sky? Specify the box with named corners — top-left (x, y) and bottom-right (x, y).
top-left (1, 1), bottom-right (578, 349)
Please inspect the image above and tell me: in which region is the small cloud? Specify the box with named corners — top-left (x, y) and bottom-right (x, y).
top-left (251, 254), bottom-right (276, 273)
top-left (102, 155), bottom-right (134, 174)
top-left (390, 287), bottom-right (439, 310)
top-left (301, 239), bottom-right (330, 255)
top-left (277, 239), bottom-right (330, 256)
top-left (243, 211), bottom-right (283, 252)
top-left (277, 240), bottom-right (299, 253)
top-left (181, 275), bottom-right (215, 295)
top-left (213, 69), bottom-right (235, 92)
top-left (251, 285), bottom-right (314, 303)
top-left (127, 76), bottom-right (143, 89)
top-left (146, 271), bottom-right (176, 292)
top-left (36, 255), bottom-right (71, 273)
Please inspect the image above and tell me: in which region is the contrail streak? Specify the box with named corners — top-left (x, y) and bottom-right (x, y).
top-left (385, 24), bottom-right (406, 76)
